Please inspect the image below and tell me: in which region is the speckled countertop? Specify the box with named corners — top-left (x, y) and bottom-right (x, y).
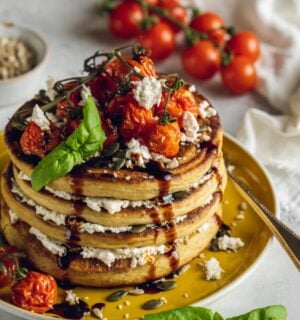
top-left (0, 1), bottom-right (299, 319)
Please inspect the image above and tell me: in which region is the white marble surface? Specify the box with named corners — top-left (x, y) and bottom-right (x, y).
top-left (0, 0), bottom-right (299, 319)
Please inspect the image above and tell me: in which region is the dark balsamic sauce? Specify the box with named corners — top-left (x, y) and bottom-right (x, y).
top-left (92, 302), bottom-right (106, 312)
top-left (57, 278), bottom-right (78, 290)
top-left (57, 244), bottom-right (82, 270)
top-left (137, 281), bottom-right (160, 294)
top-left (50, 300), bottom-right (90, 319)
top-left (144, 160), bottom-right (172, 180)
top-left (70, 174), bottom-right (84, 215)
top-left (199, 141), bottom-right (217, 154)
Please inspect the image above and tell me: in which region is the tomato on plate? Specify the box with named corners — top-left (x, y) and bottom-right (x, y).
top-left (221, 56), bottom-right (257, 93)
top-left (190, 12), bottom-right (226, 45)
top-left (157, 0), bottom-right (188, 33)
top-left (139, 21), bottom-right (176, 61)
top-left (12, 271), bottom-right (57, 314)
top-left (109, 0), bottom-right (143, 39)
top-left (227, 31), bottom-right (260, 62)
top-left (145, 121), bottom-right (180, 157)
top-left (181, 40), bottom-right (221, 79)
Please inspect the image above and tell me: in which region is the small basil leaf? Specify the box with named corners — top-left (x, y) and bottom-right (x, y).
top-left (143, 306), bottom-right (220, 320)
top-left (31, 97), bottom-right (106, 191)
top-left (226, 305), bottom-right (287, 320)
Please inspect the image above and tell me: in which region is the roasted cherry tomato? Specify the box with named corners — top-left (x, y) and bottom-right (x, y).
top-left (12, 271), bottom-right (57, 314)
top-left (145, 121), bottom-right (180, 157)
top-left (87, 74), bottom-right (117, 105)
top-left (109, 1), bottom-right (143, 39)
top-left (154, 88), bottom-right (198, 128)
top-left (190, 12), bottom-right (226, 45)
top-left (0, 246), bottom-right (21, 288)
top-left (157, 0), bottom-right (188, 33)
top-left (139, 22), bottom-right (176, 61)
top-left (120, 96), bottom-right (153, 142)
top-left (181, 41), bottom-right (221, 79)
top-left (102, 117), bottom-right (119, 147)
top-left (227, 31), bottom-right (260, 62)
top-left (221, 56), bottom-right (257, 93)
top-left (20, 122), bottom-right (61, 158)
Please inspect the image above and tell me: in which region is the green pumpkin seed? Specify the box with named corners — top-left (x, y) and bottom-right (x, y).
top-left (142, 299), bottom-right (164, 310)
top-left (131, 225), bottom-right (147, 233)
top-left (106, 290), bottom-right (128, 302)
top-left (173, 190), bottom-right (188, 200)
top-left (102, 142), bottom-right (120, 158)
top-left (156, 281), bottom-right (177, 291)
top-left (112, 158), bottom-right (125, 169)
top-left (114, 150), bottom-right (125, 159)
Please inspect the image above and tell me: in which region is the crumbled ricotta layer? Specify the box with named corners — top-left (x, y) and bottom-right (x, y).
top-left (217, 235), bottom-right (244, 252)
top-left (29, 227), bottom-right (169, 268)
top-left (197, 222), bottom-right (210, 234)
top-left (65, 290), bottom-right (80, 305)
top-left (151, 153), bottom-right (179, 169)
top-left (182, 111), bottom-right (199, 142)
top-left (204, 257), bottom-right (223, 280)
top-left (27, 104), bottom-right (50, 131)
top-left (8, 209), bottom-right (18, 224)
top-left (198, 100), bottom-right (217, 119)
top-left (132, 76), bottom-right (162, 109)
top-left (45, 186), bottom-right (73, 200)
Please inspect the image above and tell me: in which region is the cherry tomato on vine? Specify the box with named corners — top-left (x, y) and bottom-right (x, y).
top-left (12, 271), bottom-right (57, 314)
top-left (227, 31), bottom-right (260, 62)
top-left (139, 21), bottom-right (176, 61)
top-left (157, 0), bottom-right (188, 34)
top-left (190, 12), bottom-right (226, 45)
top-left (221, 56), bottom-right (257, 94)
top-left (109, 1), bottom-right (143, 39)
top-left (145, 121), bottom-right (180, 157)
top-left (181, 41), bottom-right (221, 80)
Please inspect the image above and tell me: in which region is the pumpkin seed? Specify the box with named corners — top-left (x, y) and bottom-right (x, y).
top-left (129, 288), bottom-right (145, 296)
top-left (156, 280), bottom-right (177, 291)
top-left (131, 225), bottom-right (147, 233)
top-left (173, 190), bottom-right (188, 200)
top-left (142, 299), bottom-right (164, 310)
top-left (106, 290), bottom-right (128, 302)
top-left (114, 149), bottom-right (125, 159)
top-left (102, 142), bottom-right (120, 158)
top-left (112, 158), bottom-right (125, 169)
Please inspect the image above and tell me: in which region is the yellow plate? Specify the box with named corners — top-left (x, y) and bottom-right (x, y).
top-left (0, 132), bottom-right (277, 320)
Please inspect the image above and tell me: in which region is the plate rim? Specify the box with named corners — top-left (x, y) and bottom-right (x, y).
top-left (0, 132), bottom-right (278, 320)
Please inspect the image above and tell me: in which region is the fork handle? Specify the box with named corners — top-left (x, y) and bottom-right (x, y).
top-left (228, 172), bottom-right (300, 272)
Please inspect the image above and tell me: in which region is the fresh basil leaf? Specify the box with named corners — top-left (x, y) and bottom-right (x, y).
top-left (226, 305), bottom-right (287, 320)
top-left (31, 97), bottom-right (106, 191)
top-left (143, 306), bottom-right (224, 320)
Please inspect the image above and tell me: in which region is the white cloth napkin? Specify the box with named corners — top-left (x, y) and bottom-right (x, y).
top-left (233, 0), bottom-right (300, 233)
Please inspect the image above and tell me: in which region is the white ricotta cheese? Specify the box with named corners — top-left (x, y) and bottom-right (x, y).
top-left (151, 152), bottom-right (179, 169)
top-left (132, 76), bottom-right (162, 109)
top-left (27, 104), bottom-right (50, 131)
top-left (197, 222), bottom-right (210, 234)
top-left (65, 290), bottom-right (80, 305)
top-left (45, 186), bottom-right (73, 200)
top-left (45, 112), bottom-right (64, 128)
top-left (79, 84), bottom-right (92, 106)
top-left (29, 227), bottom-right (66, 257)
top-left (84, 197), bottom-right (130, 214)
top-left (125, 138), bottom-right (151, 168)
top-left (217, 235), bottom-right (244, 252)
top-left (8, 209), bottom-right (18, 224)
top-left (204, 257), bottom-right (223, 280)
top-left (188, 84), bottom-right (196, 93)
top-left (18, 171), bottom-right (31, 181)
top-left (182, 111), bottom-right (199, 142)
top-left (79, 222), bottom-right (132, 234)
top-left (198, 100), bottom-right (217, 118)
top-left (46, 75), bottom-right (57, 101)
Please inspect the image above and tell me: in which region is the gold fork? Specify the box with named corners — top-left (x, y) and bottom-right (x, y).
top-left (227, 170), bottom-right (300, 272)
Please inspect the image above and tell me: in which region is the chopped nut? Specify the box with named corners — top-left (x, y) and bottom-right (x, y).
top-left (124, 300), bottom-right (130, 306)
top-left (92, 307), bottom-right (103, 319)
top-left (124, 313), bottom-right (130, 319)
top-left (238, 202), bottom-right (248, 211)
top-left (198, 253), bottom-right (205, 259)
top-left (183, 293), bottom-right (189, 298)
top-left (117, 304), bottom-right (123, 310)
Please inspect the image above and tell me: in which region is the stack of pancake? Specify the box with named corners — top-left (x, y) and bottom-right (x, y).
top-left (1, 88), bottom-right (226, 288)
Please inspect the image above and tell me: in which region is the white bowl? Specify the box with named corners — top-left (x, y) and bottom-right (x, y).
top-left (0, 24), bottom-right (49, 107)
